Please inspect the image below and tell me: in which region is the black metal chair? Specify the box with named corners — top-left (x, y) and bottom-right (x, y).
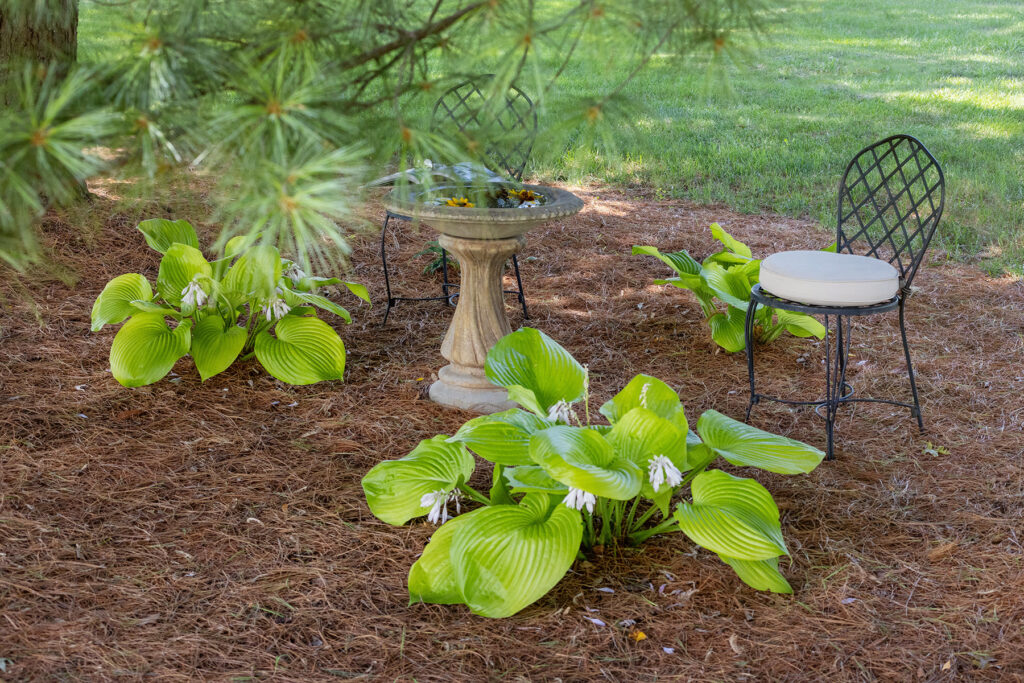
top-left (744, 134), bottom-right (946, 459)
top-left (380, 75), bottom-right (538, 324)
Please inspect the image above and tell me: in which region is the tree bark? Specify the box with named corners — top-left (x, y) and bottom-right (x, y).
top-left (0, 0), bottom-right (78, 68)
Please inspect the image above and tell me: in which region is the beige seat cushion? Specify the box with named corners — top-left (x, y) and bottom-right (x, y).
top-left (759, 250), bottom-right (899, 307)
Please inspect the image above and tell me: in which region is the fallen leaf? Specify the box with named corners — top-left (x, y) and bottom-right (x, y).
top-left (728, 634), bottom-right (744, 655)
top-left (941, 659), bottom-right (952, 671)
top-left (628, 630), bottom-right (647, 642)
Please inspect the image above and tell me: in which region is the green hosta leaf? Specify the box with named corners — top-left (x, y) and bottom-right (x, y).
top-left (91, 273), bottom-right (153, 331)
top-left (293, 276), bottom-right (335, 291)
top-left (709, 223), bottom-right (752, 258)
top-left (281, 288), bottom-right (351, 323)
top-left (606, 407), bottom-right (688, 509)
top-left (674, 469), bottom-right (787, 561)
top-left (718, 555), bottom-right (793, 594)
top-left (696, 410), bottom-right (825, 474)
top-left (448, 409), bottom-right (554, 466)
top-left (600, 374), bottom-right (688, 433)
top-left (209, 255), bottom-right (233, 281)
top-left (634, 245), bottom-right (722, 317)
top-left (633, 245), bottom-right (702, 277)
top-left (451, 493), bottom-right (583, 618)
top-left (775, 309), bottom-right (826, 339)
top-left (129, 300), bottom-right (182, 318)
top-left (343, 281), bottom-right (371, 303)
top-left (703, 250), bottom-right (753, 268)
top-left (529, 425), bottom-right (641, 500)
top-left (223, 244), bottom-right (282, 300)
top-left (254, 315), bottom-right (346, 385)
top-left (408, 509), bottom-right (482, 605)
top-left (224, 232), bottom-right (263, 258)
top-left (485, 327), bottom-right (585, 416)
top-left (109, 313), bottom-right (192, 387)
top-left (157, 244), bottom-right (212, 307)
top-left (708, 307), bottom-right (748, 353)
top-left (737, 259), bottom-right (761, 281)
top-left (702, 264), bottom-right (752, 311)
top-left (191, 316), bottom-right (246, 381)
top-left (362, 435), bottom-right (476, 526)
top-left (137, 218), bottom-right (199, 254)
top-left (503, 465), bottom-right (568, 495)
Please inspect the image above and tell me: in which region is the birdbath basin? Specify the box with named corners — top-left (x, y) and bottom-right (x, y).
top-left (385, 184), bottom-right (583, 413)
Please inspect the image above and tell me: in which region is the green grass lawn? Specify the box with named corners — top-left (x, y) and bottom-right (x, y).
top-left (532, 0), bottom-right (1024, 273)
top-left (78, 0), bottom-right (1024, 273)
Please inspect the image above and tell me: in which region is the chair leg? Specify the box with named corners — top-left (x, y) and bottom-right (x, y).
top-left (744, 298), bottom-right (760, 422)
top-left (898, 298), bottom-right (925, 431)
top-left (380, 214), bottom-right (396, 326)
top-left (512, 254), bottom-right (529, 319)
top-left (822, 314), bottom-right (853, 461)
top-left (441, 248), bottom-right (453, 306)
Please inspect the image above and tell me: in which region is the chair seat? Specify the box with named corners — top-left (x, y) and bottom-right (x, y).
top-left (759, 250), bottom-right (899, 307)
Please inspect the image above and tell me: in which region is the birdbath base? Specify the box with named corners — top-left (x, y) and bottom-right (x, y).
top-left (429, 364), bottom-right (515, 414)
top-left (429, 233), bottom-right (522, 414)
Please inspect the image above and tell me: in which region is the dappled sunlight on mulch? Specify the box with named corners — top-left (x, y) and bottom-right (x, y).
top-left (1, 185), bottom-right (1022, 680)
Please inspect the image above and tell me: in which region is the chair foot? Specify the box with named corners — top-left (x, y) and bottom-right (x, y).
top-left (381, 298), bottom-right (396, 327)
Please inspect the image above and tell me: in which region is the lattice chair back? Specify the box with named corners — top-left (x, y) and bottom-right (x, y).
top-left (430, 75), bottom-right (538, 182)
top-left (836, 134), bottom-right (945, 290)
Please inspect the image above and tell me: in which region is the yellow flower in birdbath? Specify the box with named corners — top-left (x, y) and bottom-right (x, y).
top-left (445, 197), bottom-right (474, 207)
top-left (510, 189), bottom-right (539, 202)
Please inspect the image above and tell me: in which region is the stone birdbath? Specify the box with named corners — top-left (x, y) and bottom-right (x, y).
top-left (385, 184), bottom-right (583, 413)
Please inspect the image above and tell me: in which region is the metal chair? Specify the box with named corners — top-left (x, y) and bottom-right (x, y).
top-left (744, 134), bottom-right (945, 459)
top-left (380, 75), bottom-right (538, 324)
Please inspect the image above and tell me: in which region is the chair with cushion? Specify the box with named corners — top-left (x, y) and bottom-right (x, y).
top-left (380, 75), bottom-right (537, 324)
top-left (744, 134), bottom-right (945, 459)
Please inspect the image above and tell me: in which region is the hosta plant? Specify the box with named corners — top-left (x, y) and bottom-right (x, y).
top-left (91, 219), bottom-right (369, 387)
top-left (634, 223), bottom-right (826, 352)
top-left (362, 327), bottom-right (825, 618)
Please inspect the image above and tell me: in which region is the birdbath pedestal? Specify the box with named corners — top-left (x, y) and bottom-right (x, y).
top-left (385, 184), bottom-right (583, 414)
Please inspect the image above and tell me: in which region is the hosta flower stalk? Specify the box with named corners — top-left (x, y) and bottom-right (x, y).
top-left (420, 488), bottom-right (462, 525)
top-left (181, 278), bottom-right (207, 308)
top-left (648, 455), bottom-right (682, 492)
top-left (563, 487), bottom-right (596, 514)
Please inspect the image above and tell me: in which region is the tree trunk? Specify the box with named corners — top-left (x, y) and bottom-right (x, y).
top-left (0, 0), bottom-right (78, 69)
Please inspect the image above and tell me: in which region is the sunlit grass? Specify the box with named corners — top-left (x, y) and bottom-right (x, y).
top-left (525, 0), bottom-right (1024, 274)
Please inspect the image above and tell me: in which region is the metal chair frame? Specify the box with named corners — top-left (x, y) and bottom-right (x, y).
top-left (745, 134), bottom-right (946, 459)
top-left (380, 76), bottom-right (538, 325)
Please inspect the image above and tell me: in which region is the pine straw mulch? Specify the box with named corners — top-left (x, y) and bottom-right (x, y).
top-left (1, 185), bottom-right (1023, 682)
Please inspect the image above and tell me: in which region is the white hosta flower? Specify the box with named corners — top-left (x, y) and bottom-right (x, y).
top-left (284, 263), bottom-right (307, 282)
top-left (563, 487), bottom-right (597, 514)
top-left (420, 488), bottom-right (462, 525)
top-left (547, 399), bottom-right (574, 424)
top-left (648, 455), bottom-right (683, 493)
top-left (264, 295), bottom-right (291, 322)
top-left (638, 382), bottom-right (652, 409)
top-left (180, 278), bottom-right (207, 309)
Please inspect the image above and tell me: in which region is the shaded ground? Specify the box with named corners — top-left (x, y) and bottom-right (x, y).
top-left (2, 186), bottom-right (1023, 681)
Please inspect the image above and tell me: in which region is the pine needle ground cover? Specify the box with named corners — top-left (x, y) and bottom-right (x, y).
top-left (1, 187), bottom-right (1021, 680)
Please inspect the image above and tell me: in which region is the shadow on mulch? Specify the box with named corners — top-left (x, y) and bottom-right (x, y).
top-left (1, 185), bottom-right (1022, 681)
